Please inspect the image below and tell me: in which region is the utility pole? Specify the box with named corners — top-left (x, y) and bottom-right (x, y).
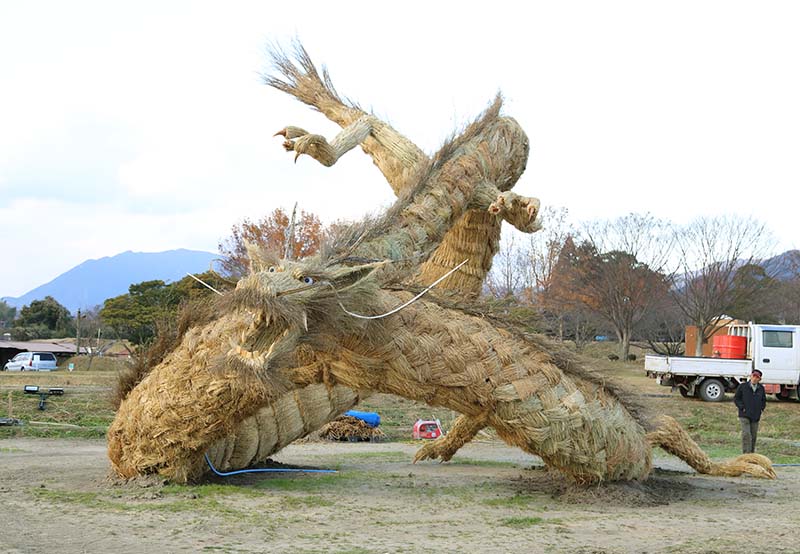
top-left (76, 308), bottom-right (81, 358)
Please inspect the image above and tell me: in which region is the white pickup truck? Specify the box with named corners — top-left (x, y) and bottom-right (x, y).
top-left (645, 323), bottom-right (800, 402)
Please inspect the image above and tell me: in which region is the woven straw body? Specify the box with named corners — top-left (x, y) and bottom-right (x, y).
top-left (109, 42), bottom-right (774, 485)
top-left (312, 291), bottom-right (652, 483)
top-left (109, 283), bottom-right (774, 484)
top-left (205, 383), bottom-right (361, 474)
top-left (110, 287), bottom-right (653, 484)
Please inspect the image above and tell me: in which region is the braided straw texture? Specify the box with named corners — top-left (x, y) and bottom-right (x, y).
top-left (107, 311), bottom-right (360, 482)
top-left (306, 290), bottom-right (654, 484)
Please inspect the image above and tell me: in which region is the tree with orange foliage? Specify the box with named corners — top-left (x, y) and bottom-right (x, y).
top-left (218, 207), bottom-right (323, 277)
top-left (542, 237), bottom-right (609, 347)
top-left (547, 214), bottom-right (672, 360)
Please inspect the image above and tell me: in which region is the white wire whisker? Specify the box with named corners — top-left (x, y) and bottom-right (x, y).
top-left (328, 259), bottom-right (469, 320)
top-left (186, 272), bottom-right (225, 296)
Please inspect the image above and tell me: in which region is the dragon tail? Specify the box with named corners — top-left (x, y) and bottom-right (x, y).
top-left (646, 415), bottom-right (776, 479)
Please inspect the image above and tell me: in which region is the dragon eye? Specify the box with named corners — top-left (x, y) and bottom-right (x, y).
top-left (268, 266), bottom-right (276, 273)
top-left (301, 276), bottom-right (314, 285)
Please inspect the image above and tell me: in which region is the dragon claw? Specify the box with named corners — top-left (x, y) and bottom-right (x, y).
top-left (488, 191), bottom-right (541, 230)
top-left (489, 192), bottom-right (537, 216)
top-left (275, 126), bottom-right (310, 154)
top-left (413, 437), bottom-right (455, 464)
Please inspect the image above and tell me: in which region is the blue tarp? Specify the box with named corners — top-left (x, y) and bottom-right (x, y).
top-left (344, 410), bottom-right (380, 428)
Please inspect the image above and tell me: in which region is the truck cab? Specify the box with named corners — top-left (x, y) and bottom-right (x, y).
top-left (753, 325), bottom-right (799, 382)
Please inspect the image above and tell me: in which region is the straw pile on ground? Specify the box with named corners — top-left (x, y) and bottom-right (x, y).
top-left (108, 41), bottom-right (775, 485)
top-left (319, 415), bottom-right (386, 442)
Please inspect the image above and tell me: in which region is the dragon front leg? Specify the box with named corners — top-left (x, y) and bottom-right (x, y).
top-left (275, 116), bottom-right (375, 167)
top-left (488, 190), bottom-right (542, 233)
top-left (413, 413), bottom-right (489, 463)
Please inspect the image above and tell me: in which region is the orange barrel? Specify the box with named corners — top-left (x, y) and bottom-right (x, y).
top-left (712, 335), bottom-right (747, 359)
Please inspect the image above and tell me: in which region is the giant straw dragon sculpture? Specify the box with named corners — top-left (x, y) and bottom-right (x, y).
top-left (108, 43), bottom-right (775, 485)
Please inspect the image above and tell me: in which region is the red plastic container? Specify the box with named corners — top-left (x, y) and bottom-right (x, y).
top-left (413, 420), bottom-right (442, 440)
top-left (712, 335), bottom-right (747, 359)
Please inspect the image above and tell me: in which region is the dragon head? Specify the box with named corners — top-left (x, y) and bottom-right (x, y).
top-left (221, 245), bottom-right (382, 375)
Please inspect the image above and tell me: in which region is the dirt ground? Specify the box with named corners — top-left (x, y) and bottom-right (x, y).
top-left (1, 438), bottom-right (798, 554)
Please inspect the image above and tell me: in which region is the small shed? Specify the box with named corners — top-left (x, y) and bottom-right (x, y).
top-left (0, 340), bottom-right (82, 369)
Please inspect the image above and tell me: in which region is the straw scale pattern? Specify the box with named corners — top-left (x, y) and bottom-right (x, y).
top-left (310, 290), bottom-right (652, 483)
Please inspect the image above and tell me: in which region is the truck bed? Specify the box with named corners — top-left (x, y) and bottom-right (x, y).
top-left (644, 354), bottom-right (752, 378)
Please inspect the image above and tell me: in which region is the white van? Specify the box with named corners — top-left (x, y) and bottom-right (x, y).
top-left (3, 352), bottom-right (59, 371)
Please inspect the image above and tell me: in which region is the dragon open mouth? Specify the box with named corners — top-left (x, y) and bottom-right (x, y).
top-left (229, 310), bottom-right (295, 370)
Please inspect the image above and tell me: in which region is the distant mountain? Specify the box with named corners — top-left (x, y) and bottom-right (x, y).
top-left (2, 249), bottom-right (220, 313)
top-left (762, 249), bottom-right (800, 281)
top-left (671, 249), bottom-right (799, 290)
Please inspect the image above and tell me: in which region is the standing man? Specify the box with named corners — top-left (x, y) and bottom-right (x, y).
top-left (734, 369), bottom-right (767, 454)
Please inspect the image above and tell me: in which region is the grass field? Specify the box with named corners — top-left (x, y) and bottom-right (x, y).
top-left (3, 345), bottom-right (800, 554)
top-left (2, 345), bottom-right (798, 463)
top-left (0, 359), bottom-right (121, 439)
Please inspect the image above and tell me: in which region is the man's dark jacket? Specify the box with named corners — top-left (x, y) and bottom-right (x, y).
top-left (734, 381), bottom-right (767, 421)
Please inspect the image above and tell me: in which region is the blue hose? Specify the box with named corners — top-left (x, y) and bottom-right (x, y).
top-left (204, 453), bottom-right (338, 476)
top-left (773, 463), bottom-right (800, 467)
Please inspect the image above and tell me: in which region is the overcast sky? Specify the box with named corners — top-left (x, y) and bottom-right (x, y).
top-left (1, 1), bottom-right (798, 298)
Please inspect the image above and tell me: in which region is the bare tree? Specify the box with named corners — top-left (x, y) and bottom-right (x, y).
top-left (519, 207), bottom-right (573, 338)
top-left (563, 213), bottom-right (673, 360)
top-left (639, 291), bottom-right (686, 356)
top-left (521, 207), bottom-right (572, 294)
top-left (486, 207), bottom-right (574, 321)
top-left (670, 215), bottom-right (775, 356)
top-left (485, 231), bottom-right (527, 298)
top-left (772, 250), bottom-right (800, 324)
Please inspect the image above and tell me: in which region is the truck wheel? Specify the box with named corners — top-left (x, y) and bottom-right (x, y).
top-left (698, 379), bottom-right (725, 402)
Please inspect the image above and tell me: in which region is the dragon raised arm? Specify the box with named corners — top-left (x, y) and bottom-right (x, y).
top-left (267, 43), bottom-right (540, 297)
top-left (264, 43), bottom-right (545, 456)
